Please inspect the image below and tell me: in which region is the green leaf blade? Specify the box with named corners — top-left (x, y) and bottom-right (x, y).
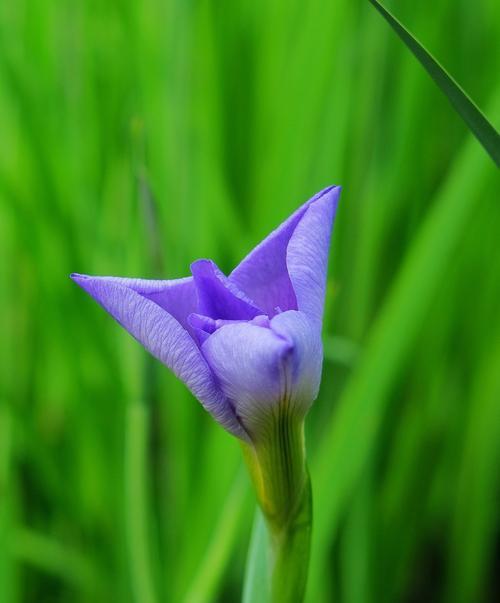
top-left (368, 0), bottom-right (500, 166)
top-left (242, 509), bottom-right (270, 603)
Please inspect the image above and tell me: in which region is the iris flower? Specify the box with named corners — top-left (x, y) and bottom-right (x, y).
top-left (72, 185), bottom-right (341, 601)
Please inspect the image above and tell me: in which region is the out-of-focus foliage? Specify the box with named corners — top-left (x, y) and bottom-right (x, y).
top-left (0, 0), bottom-right (499, 602)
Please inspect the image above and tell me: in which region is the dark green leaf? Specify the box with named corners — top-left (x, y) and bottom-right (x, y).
top-left (368, 0), bottom-right (500, 166)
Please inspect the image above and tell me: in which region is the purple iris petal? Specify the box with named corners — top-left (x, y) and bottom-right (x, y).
top-left (191, 259), bottom-right (262, 320)
top-left (201, 310), bottom-right (322, 439)
top-left (287, 187), bottom-right (340, 327)
top-left (71, 186), bottom-right (340, 440)
top-left (70, 274), bottom-right (198, 335)
top-left (229, 186), bottom-right (340, 321)
top-left (70, 273), bottom-right (248, 439)
top-left (188, 313), bottom-right (217, 345)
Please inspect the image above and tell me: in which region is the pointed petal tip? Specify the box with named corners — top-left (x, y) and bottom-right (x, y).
top-left (70, 272), bottom-right (91, 284)
top-left (307, 185), bottom-right (342, 218)
top-left (314, 184), bottom-right (342, 203)
top-left (70, 273), bottom-right (103, 302)
top-left (310, 185), bottom-right (342, 224)
top-left (70, 273), bottom-right (100, 294)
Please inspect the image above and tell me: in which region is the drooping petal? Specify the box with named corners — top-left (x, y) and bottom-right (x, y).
top-left (70, 274), bottom-right (198, 335)
top-left (201, 310), bottom-right (322, 440)
top-left (70, 273), bottom-right (247, 440)
top-left (191, 259), bottom-right (262, 320)
top-left (229, 186), bottom-right (339, 317)
top-left (286, 186), bottom-right (340, 328)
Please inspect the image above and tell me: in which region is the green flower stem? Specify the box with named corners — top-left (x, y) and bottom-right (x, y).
top-left (267, 474), bottom-right (312, 603)
top-left (241, 415), bottom-right (312, 603)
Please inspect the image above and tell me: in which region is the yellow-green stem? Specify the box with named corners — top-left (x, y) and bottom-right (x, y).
top-left (241, 417), bottom-right (312, 602)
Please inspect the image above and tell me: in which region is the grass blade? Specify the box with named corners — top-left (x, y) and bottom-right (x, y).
top-left (368, 0), bottom-right (500, 166)
top-left (182, 471), bottom-right (250, 603)
top-left (242, 509), bottom-right (270, 603)
top-left (125, 402), bottom-right (159, 603)
top-left (11, 528), bottom-right (105, 597)
top-left (0, 406), bottom-right (15, 602)
top-left (446, 328), bottom-right (500, 603)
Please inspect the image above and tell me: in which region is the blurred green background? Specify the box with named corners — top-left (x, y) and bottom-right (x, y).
top-left (1, 0), bottom-right (499, 601)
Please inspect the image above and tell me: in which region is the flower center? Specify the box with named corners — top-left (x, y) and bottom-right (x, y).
top-left (188, 312), bottom-right (271, 345)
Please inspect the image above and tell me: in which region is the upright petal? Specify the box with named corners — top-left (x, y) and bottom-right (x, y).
top-left (191, 259), bottom-right (262, 320)
top-left (70, 274), bottom-right (247, 440)
top-left (286, 186), bottom-right (340, 327)
top-left (229, 186), bottom-right (338, 317)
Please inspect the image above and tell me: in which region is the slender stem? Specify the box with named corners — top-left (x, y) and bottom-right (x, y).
top-left (268, 472), bottom-right (312, 603)
top-left (241, 418), bottom-right (313, 602)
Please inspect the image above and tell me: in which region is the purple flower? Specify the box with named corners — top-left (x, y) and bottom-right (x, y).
top-left (71, 186), bottom-right (341, 442)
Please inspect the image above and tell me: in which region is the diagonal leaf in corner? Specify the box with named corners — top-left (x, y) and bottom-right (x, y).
top-left (369, 0), bottom-right (500, 167)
